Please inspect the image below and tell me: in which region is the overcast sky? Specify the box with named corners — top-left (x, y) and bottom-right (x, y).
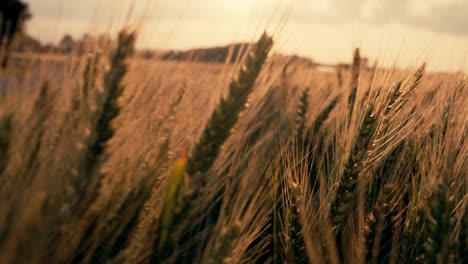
top-left (24, 0), bottom-right (468, 71)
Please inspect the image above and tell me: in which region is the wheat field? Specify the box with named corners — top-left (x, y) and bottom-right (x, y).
top-left (0, 29), bottom-right (467, 264)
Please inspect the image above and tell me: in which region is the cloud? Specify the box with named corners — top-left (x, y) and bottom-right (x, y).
top-left (285, 0), bottom-right (365, 24)
top-left (406, 0), bottom-right (468, 35)
top-left (361, 0), bottom-right (409, 25)
top-left (26, 0), bottom-right (468, 36)
top-left (287, 0), bottom-right (468, 36)
top-left (307, 0), bottom-right (366, 23)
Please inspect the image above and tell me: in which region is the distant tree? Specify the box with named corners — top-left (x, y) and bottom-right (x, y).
top-left (59, 34), bottom-right (74, 54)
top-left (0, 0), bottom-right (31, 68)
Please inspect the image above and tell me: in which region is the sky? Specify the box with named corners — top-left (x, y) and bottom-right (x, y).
top-left (24, 0), bottom-right (468, 71)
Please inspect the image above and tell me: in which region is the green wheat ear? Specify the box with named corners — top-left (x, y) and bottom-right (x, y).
top-left (336, 67), bottom-right (343, 88)
top-left (72, 29), bottom-right (136, 214)
top-left (312, 95), bottom-right (339, 135)
top-left (331, 105), bottom-right (377, 234)
top-left (364, 183), bottom-right (395, 264)
top-left (83, 30), bottom-right (135, 172)
top-left (421, 180), bottom-right (456, 263)
top-left (384, 63), bottom-right (425, 117)
top-left (347, 48), bottom-right (360, 123)
top-left (0, 113), bottom-right (12, 174)
top-left (61, 30), bottom-right (137, 264)
top-left (295, 87), bottom-right (310, 140)
top-left (186, 32), bottom-right (273, 176)
top-left (285, 185), bottom-right (308, 264)
top-left (89, 31), bottom-right (135, 162)
top-left (155, 154), bottom-right (187, 259)
top-left (151, 32), bottom-right (274, 264)
top-left (272, 169), bottom-right (282, 264)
